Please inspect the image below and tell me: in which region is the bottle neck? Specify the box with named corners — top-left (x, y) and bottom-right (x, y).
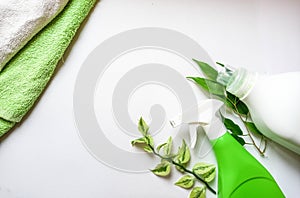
top-left (217, 68), bottom-right (258, 100)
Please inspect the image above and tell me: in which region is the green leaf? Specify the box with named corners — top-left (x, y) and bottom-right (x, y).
top-left (245, 122), bottom-right (262, 135)
top-left (131, 136), bottom-right (153, 153)
top-left (175, 175), bottom-right (195, 189)
top-left (187, 77), bottom-right (225, 97)
top-left (164, 136), bottom-right (172, 155)
top-left (202, 167), bottom-right (216, 183)
top-left (145, 135), bottom-right (154, 147)
top-left (222, 117), bottom-right (243, 135)
top-left (151, 161), bottom-right (171, 177)
top-left (175, 163), bottom-right (186, 173)
top-left (193, 163), bottom-right (216, 183)
top-left (175, 140), bottom-right (190, 164)
top-left (225, 92), bottom-right (249, 115)
top-left (138, 117), bottom-right (149, 136)
top-left (193, 59), bottom-right (218, 80)
top-left (156, 136), bottom-right (172, 156)
top-left (156, 143), bottom-right (167, 153)
top-left (236, 101), bottom-right (249, 116)
top-left (192, 163), bottom-right (216, 175)
top-left (131, 137), bottom-right (147, 146)
top-left (143, 145), bottom-right (153, 153)
top-left (231, 133), bottom-right (246, 146)
top-left (189, 186), bottom-right (206, 198)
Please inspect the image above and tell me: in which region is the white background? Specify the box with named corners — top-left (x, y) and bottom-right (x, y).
top-left (0, 0), bottom-right (300, 197)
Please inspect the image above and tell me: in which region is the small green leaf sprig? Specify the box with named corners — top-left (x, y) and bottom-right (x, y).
top-left (131, 118), bottom-right (216, 198)
top-left (187, 60), bottom-right (267, 156)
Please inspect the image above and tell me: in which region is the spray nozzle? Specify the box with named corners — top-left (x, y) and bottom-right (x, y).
top-left (169, 99), bottom-right (224, 148)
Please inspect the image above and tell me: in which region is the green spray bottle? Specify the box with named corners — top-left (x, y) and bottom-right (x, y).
top-left (170, 99), bottom-right (285, 198)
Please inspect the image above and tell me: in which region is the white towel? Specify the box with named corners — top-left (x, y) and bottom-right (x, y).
top-left (0, 0), bottom-right (69, 71)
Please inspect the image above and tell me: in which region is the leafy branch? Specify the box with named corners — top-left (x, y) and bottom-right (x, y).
top-left (188, 59), bottom-right (267, 156)
top-left (131, 117), bottom-right (216, 197)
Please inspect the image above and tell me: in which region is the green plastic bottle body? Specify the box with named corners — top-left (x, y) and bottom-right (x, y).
top-left (211, 132), bottom-right (285, 198)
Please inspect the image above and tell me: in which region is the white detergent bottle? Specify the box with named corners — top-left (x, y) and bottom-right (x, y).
top-left (217, 67), bottom-right (300, 155)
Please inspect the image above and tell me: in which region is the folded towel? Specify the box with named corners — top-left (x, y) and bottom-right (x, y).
top-left (0, 0), bottom-right (97, 137)
top-left (0, 0), bottom-right (69, 71)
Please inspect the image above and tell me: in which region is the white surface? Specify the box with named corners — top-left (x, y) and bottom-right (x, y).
top-left (1, 0), bottom-right (300, 197)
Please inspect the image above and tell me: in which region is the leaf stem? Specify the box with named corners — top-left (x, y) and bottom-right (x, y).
top-left (226, 96), bottom-right (266, 156)
top-left (171, 160), bottom-right (216, 195)
top-left (239, 114), bottom-right (265, 156)
top-left (148, 145), bottom-right (216, 195)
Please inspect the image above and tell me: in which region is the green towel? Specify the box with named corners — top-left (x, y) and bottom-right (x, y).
top-left (0, 0), bottom-right (97, 137)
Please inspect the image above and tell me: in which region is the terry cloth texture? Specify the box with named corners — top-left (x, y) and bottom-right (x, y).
top-left (0, 0), bottom-right (69, 71)
top-left (0, 0), bottom-right (97, 137)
